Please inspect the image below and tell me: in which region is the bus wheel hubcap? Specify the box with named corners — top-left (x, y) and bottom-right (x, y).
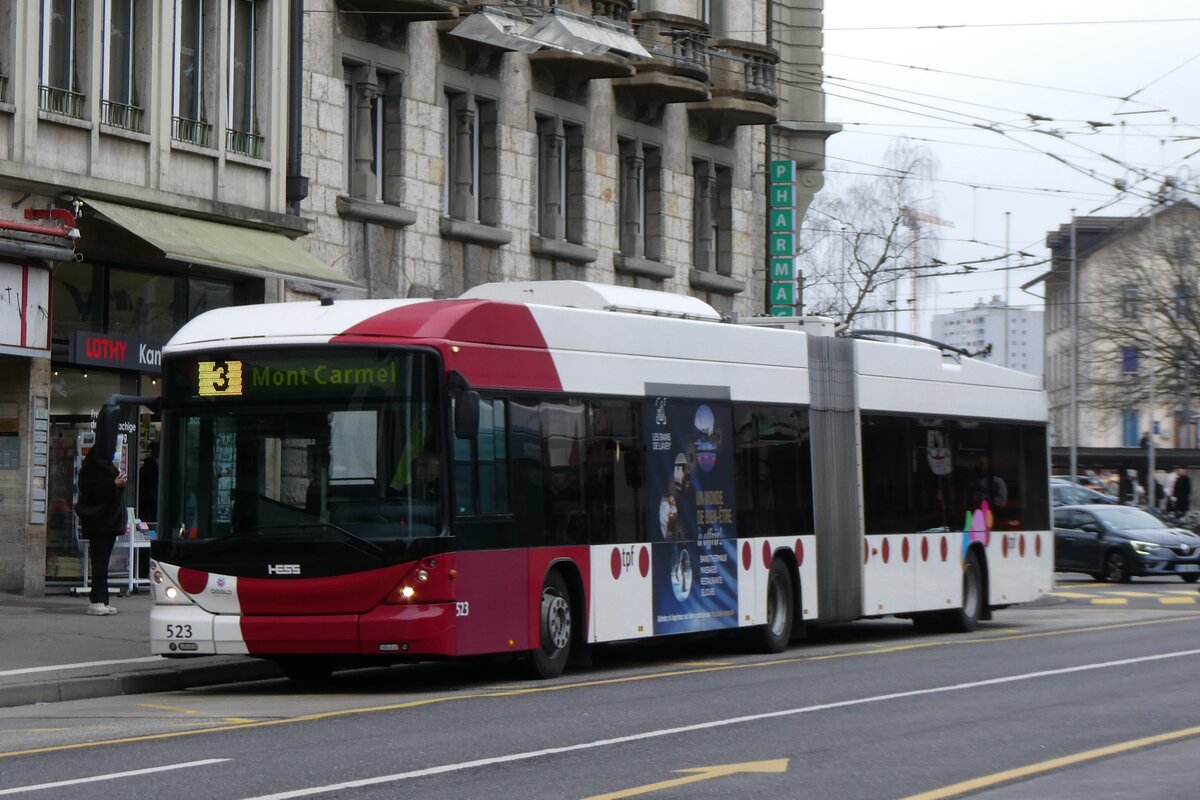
top-left (544, 592), bottom-right (570, 651)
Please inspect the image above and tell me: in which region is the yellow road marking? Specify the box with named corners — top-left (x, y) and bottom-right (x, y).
top-left (901, 723), bottom-right (1200, 799)
top-left (2, 615), bottom-right (1197, 760)
top-left (137, 701), bottom-right (254, 724)
top-left (1161, 597), bottom-right (1197, 604)
top-left (1046, 591), bottom-right (1104, 598)
top-left (1107, 591), bottom-right (1161, 597)
top-left (581, 758), bottom-right (789, 799)
top-left (138, 703), bottom-right (198, 715)
top-left (1091, 598), bottom-right (1129, 605)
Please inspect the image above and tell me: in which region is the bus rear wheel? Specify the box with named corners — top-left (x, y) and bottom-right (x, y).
top-left (754, 559), bottom-right (794, 653)
top-left (913, 550), bottom-right (983, 634)
top-left (529, 571), bottom-right (573, 679)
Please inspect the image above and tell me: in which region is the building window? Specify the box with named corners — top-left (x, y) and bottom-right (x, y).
top-left (101, 0), bottom-right (143, 130)
top-left (1174, 282), bottom-right (1196, 322)
top-left (693, 159), bottom-right (732, 274)
top-left (445, 91), bottom-right (499, 225)
top-left (618, 138), bottom-right (662, 261)
top-left (226, 0), bottom-right (263, 158)
top-left (172, 0), bottom-right (212, 146)
top-left (535, 116), bottom-right (585, 244)
top-left (40, 0), bottom-right (87, 118)
top-left (344, 64), bottom-right (400, 203)
top-left (1121, 410), bottom-right (1140, 447)
top-left (1176, 236), bottom-right (1194, 263)
top-left (1121, 345), bottom-right (1139, 376)
top-left (1119, 284), bottom-right (1138, 319)
top-left (343, 65), bottom-right (379, 203)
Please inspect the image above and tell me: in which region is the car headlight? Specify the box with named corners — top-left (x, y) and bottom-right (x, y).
top-left (1130, 540), bottom-right (1161, 555)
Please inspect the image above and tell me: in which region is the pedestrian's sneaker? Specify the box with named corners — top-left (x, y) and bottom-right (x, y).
top-left (87, 602), bottom-right (117, 616)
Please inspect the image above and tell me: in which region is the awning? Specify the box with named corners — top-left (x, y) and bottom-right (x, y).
top-left (525, 10), bottom-right (650, 59)
top-left (82, 198), bottom-right (359, 290)
top-left (449, 7), bottom-right (543, 53)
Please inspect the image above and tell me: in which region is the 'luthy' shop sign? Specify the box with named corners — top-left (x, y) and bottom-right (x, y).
top-left (70, 331), bottom-right (163, 373)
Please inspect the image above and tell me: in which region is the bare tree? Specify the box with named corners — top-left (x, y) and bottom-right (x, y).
top-left (798, 139), bottom-right (941, 329)
top-left (1071, 200), bottom-right (1200, 444)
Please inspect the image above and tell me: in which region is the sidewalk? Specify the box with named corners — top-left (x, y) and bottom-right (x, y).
top-left (0, 591), bottom-right (280, 709)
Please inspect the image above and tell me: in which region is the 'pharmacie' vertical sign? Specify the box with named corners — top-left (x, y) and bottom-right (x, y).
top-left (768, 160), bottom-right (797, 316)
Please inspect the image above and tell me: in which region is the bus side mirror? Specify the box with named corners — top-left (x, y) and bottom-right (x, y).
top-left (448, 370), bottom-right (479, 439)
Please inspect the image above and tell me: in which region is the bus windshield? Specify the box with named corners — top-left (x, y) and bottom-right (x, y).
top-left (159, 348), bottom-right (444, 547)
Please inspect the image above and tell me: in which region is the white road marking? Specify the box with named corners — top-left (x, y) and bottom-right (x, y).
top-left (0, 759), bottom-right (228, 795)
top-left (239, 648), bottom-right (1200, 800)
top-left (0, 657), bottom-right (163, 678)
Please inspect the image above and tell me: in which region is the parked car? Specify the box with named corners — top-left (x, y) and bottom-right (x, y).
top-left (1053, 504), bottom-right (1200, 582)
top-left (1050, 480), bottom-right (1120, 507)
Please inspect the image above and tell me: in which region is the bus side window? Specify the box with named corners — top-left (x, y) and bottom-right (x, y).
top-left (453, 397), bottom-right (509, 518)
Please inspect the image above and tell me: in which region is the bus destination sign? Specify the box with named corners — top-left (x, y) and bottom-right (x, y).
top-left (193, 356), bottom-right (403, 399)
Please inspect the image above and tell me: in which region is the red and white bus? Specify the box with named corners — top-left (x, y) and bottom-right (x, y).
top-left (146, 280), bottom-right (1051, 680)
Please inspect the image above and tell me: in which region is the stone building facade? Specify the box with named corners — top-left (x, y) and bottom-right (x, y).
top-left (0, 0), bottom-right (355, 594)
top-left (300, 0), bottom-right (834, 318)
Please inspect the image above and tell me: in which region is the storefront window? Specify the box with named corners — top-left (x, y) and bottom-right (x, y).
top-left (52, 260), bottom-right (104, 344)
top-left (188, 277), bottom-right (235, 321)
top-left (109, 268), bottom-right (179, 343)
top-left (46, 367), bottom-right (134, 584)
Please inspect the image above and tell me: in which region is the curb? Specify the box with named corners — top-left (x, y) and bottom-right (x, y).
top-left (0, 659), bottom-right (283, 710)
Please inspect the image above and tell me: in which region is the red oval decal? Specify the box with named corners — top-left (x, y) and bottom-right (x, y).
top-left (921, 536), bottom-right (929, 561)
top-left (762, 540), bottom-right (772, 570)
top-left (902, 537), bottom-right (910, 563)
top-left (1002, 535), bottom-right (1009, 558)
top-left (1019, 534), bottom-right (1027, 557)
top-left (742, 541), bottom-right (752, 571)
top-left (882, 537), bottom-right (890, 564)
top-left (639, 546), bottom-right (650, 577)
top-left (795, 538), bottom-right (804, 566)
top-left (940, 536), bottom-right (948, 562)
top-left (1035, 534), bottom-right (1042, 558)
top-left (177, 567), bottom-right (209, 595)
top-left (611, 548), bottom-right (622, 580)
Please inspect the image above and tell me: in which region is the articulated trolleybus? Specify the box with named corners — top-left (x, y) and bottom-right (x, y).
top-left (148, 281), bottom-right (1050, 680)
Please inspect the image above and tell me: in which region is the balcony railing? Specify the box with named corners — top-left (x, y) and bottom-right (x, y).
top-left (38, 85), bottom-right (87, 118)
top-left (100, 99), bottom-right (144, 132)
top-left (226, 128), bottom-right (265, 159)
top-left (172, 116), bottom-right (213, 148)
top-left (530, 0), bottom-right (633, 22)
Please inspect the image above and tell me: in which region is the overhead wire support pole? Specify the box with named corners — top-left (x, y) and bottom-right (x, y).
top-left (1069, 210), bottom-right (1078, 486)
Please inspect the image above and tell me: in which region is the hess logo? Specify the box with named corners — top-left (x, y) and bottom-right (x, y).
top-left (267, 564), bottom-right (301, 576)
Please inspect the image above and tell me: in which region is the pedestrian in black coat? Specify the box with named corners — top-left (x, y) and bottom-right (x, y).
top-left (1173, 468), bottom-right (1192, 515)
top-left (75, 430), bottom-right (127, 616)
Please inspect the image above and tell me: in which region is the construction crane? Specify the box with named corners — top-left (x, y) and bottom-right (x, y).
top-left (899, 206), bottom-right (953, 336)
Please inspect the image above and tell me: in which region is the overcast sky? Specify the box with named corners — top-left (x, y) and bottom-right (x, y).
top-left (818, 1), bottom-right (1200, 334)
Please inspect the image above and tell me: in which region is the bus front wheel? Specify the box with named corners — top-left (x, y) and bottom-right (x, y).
top-left (530, 571), bottom-right (573, 679)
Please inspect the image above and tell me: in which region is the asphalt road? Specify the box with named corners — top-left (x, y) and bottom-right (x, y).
top-left (3, 578), bottom-right (1199, 800)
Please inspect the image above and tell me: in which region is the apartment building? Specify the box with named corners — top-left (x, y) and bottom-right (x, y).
top-left (0, 1), bottom-right (355, 593)
top-left (931, 296), bottom-right (1044, 375)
